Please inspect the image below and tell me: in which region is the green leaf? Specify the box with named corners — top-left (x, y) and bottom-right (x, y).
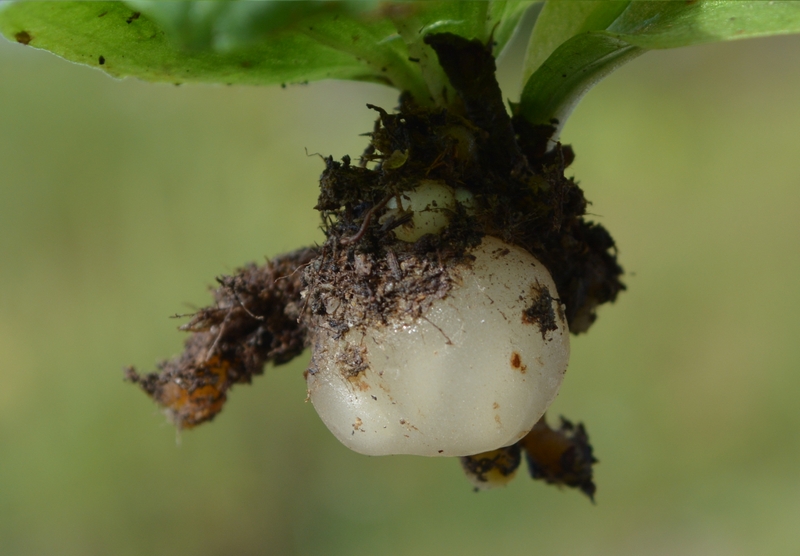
top-left (520, 0), bottom-right (800, 141)
top-left (522, 0), bottom-right (630, 83)
top-left (389, 2), bottom-right (487, 107)
top-left (126, 0), bottom-right (532, 59)
top-left (0, 0), bottom-right (533, 108)
top-left (0, 1), bottom-right (420, 91)
top-left (489, 1), bottom-right (539, 62)
top-left (608, 1), bottom-right (800, 49)
top-left (125, 1), bottom-right (381, 52)
top-left (386, 1), bottom-right (535, 107)
top-left (520, 32), bottom-right (643, 137)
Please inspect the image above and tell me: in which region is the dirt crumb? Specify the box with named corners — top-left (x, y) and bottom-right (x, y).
top-left (15, 31), bottom-right (32, 45)
top-left (518, 415), bottom-right (598, 501)
top-left (522, 282), bottom-right (558, 339)
top-left (125, 247), bottom-right (319, 429)
top-left (459, 444), bottom-right (522, 489)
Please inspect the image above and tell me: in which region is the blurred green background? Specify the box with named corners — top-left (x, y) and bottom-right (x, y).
top-left (2, 17), bottom-right (800, 556)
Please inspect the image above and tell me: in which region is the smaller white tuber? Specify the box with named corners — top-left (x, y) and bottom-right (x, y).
top-left (379, 180), bottom-right (473, 242)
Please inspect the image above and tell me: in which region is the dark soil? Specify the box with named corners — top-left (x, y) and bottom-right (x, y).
top-left (125, 247), bottom-right (317, 428)
top-left (522, 281), bottom-right (560, 340)
top-left (460, 444), bottom-right (522, 489)
top-left (520, 415), bottom-right (598, 501)
top-left (459, 414), bottom-right (597, 500)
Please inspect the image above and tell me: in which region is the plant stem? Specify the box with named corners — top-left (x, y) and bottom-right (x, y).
top-left (390, 13), bottom-right (457, 109)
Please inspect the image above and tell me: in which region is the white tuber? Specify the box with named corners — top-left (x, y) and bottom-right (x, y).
top-left (380, 180), bottom-right (473, 242)
top-left (306, 235), bottom-right (570, 457)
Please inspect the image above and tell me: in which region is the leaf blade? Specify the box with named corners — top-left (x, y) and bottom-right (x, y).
top-left (488, 1), bottom-right (539, 61)
top-left (522, 0), bottom-right (630, 84)
top-left (0, 0), bottom-right (533, 105)
top-left (125, 0), bottom-right (381, 52)
top-left (519, 32), bottom-right (643, 134)
top-left (519, 0), bottom-right (800, 139)
top-left (0, 1), bottom-right (393, 87)
top-left (609, 0), bottom-right (800, 49)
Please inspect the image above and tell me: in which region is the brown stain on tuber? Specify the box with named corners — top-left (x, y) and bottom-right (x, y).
top-left (351, 379), bottom-right (370, 392)
top-left (510, 351), bottom-right (527, 373)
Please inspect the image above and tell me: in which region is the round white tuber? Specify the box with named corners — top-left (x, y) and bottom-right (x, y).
top-left (305, 235), bottom-right (570, 457)
top-left (380, 180), bottom-right (473, 242)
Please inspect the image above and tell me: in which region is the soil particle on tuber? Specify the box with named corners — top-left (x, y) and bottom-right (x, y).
top-left (522, 281), bottom-right (560, 340)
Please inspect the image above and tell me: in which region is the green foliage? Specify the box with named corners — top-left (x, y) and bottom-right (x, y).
top-left (3, 0), bottom-right (800, 135)
top-left (125, 1), bottom-right (381, 52)
top-left (522, 0), bottom-right (630, 82)
top-left (520, 0), bottom-right (800, 137)
top-left (0, 2), bottom-right (420, 92)
top-left (0, 1), bottom-right (529, 107)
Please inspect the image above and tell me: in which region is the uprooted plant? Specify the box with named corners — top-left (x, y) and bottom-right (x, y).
top-left (5, 0), bottom-right (800, 499)
top-left (125, 33), bottom-right (620, 497)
